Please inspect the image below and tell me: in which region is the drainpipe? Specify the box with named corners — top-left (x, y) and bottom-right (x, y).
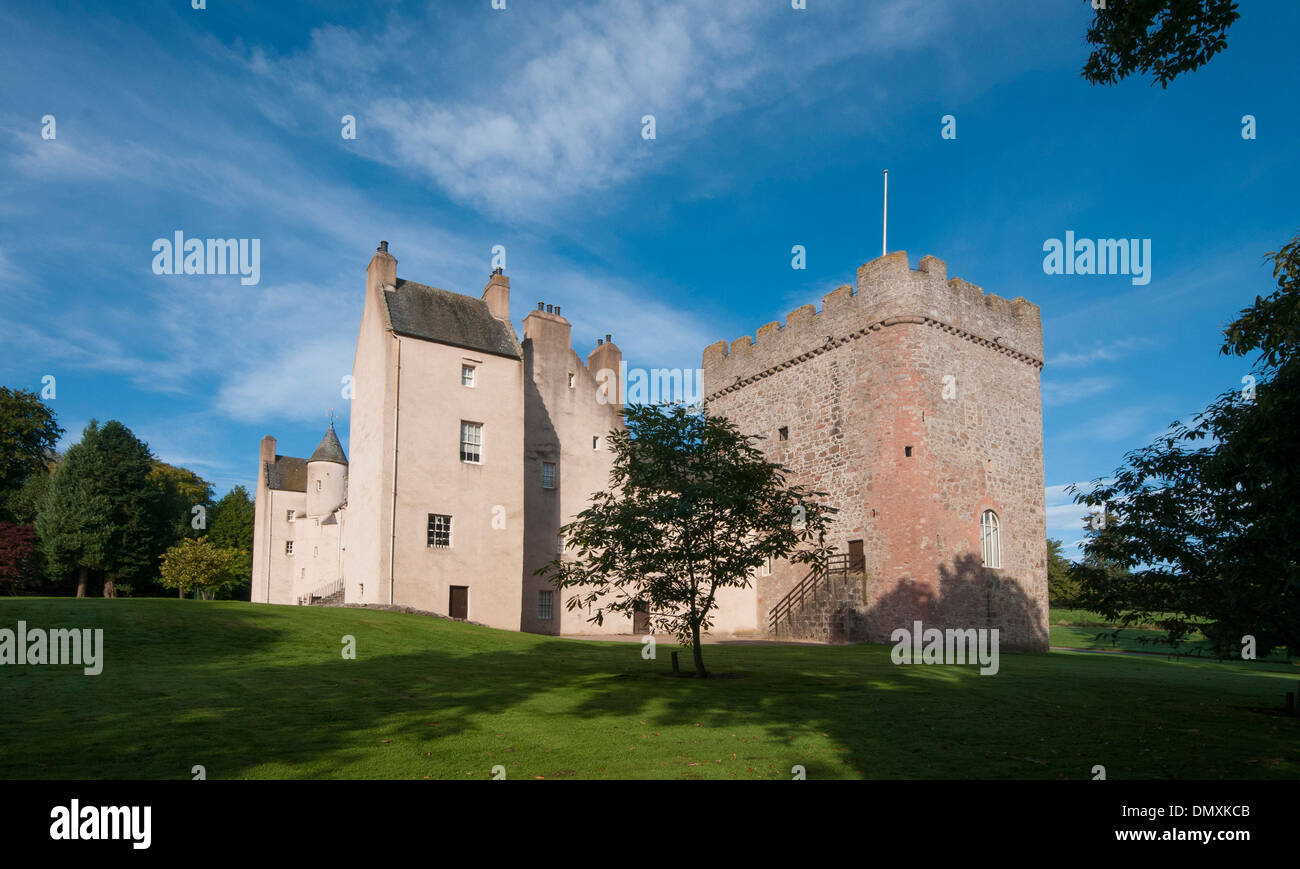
top-left (389, 336), bottom-right (402, 606)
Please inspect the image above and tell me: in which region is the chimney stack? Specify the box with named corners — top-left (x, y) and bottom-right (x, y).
top-left (587, 335), bottom-right (623, 408)
top-left (367, 240), bottom-right (397, 292)
top-left (482, 271), bottom-right (510, 322)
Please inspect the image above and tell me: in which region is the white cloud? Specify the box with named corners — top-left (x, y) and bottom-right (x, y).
top-left (1042, 375), bottom-right (1117, 406)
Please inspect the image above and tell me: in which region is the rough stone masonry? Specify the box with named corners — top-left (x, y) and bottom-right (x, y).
top-left (702, 251), bottom-right (1048, 650)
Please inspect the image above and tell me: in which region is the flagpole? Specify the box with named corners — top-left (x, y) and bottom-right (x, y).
top-left (882, 169), bottom-right (888, 257)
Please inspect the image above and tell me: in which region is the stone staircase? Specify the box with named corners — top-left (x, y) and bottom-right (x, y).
top-left (768, 554), bottom-right (868, 643)
top-left (301, 579), bottom-right (345, 607)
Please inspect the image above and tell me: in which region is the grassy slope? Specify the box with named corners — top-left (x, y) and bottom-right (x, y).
top-left (0, 598), bottom-right (1296, 780)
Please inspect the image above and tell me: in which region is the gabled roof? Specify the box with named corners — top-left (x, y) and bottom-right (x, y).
top-left (266, 456), bottom-right (307, 492)
top-left (309, 423), bottom-right (348, 465)
top-left (382, 278), bottom-right (522, 359)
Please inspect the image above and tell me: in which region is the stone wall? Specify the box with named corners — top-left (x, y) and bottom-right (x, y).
top-left (703, 251), bottom-right (1049, 650)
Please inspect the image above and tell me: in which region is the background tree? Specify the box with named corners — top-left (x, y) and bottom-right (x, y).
top-left (0, 386), bottom-right (62, 522)
top-left (208, 485), bottom-right (255, 599)
top-left (537, 403), bottom-right (835, 677)
top-left (1070, 233), bottom-right (1300, 656)
top-left (157, 536), bottom-right (244, 600)
top-left (0, 522), bottom-right (40, 594)
top-left (1046, 538), bottom-right (1081, 607)
top-left (35, 420), bottom-right (161, 597)
top-left (150, 461), bottom-right (213, 547)
top-left (1082, 0), bottom-right (1240, 88)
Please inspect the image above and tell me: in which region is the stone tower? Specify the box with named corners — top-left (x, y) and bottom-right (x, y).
top-left (701, 251), bottom-right (1048, 650)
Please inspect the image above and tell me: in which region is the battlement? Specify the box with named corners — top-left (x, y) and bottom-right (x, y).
top-left (702, 252), bottom-right (1042, 397)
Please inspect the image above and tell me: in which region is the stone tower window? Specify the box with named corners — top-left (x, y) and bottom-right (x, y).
top-left (980, 510), bottom-right (1001, 569)
top-left (592, 436), bottom-right (599, 450)
top-left (905, 446), bottom-right (914, 457)
top-left (778, 426), bottom-right (788, 441)
top-left (568, 373), bottom-right (575, 389)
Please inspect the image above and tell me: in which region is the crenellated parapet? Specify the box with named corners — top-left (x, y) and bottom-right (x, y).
top-left (702, 251), bottom-right (1043, 399)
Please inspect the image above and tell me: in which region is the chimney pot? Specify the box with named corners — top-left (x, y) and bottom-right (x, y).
top-left (378, 241), bottom-right (388, 252)
top-left (537, 302), bottom-right (544, 311)
top-left (554, 306), bottom-right (561, 316)
top-left (546, 304), bottom-right (553, 314)
top-left (597, 338), bottom-right (603, 346)
top-left (605, 333), bottom-right (612, 343)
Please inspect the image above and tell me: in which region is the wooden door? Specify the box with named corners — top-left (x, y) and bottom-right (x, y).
top-left (632, 599), bottom-right (649, 635)
top-left (848, 539), bottom-right (865, 572)
top-left (449, 586), bottom-right (469, 620)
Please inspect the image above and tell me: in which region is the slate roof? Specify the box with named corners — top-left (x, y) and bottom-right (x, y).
top-left (309, 423), bottom-right (348, 465)
top-left (383, 278), bottom-right (522, 359)
top-left (265, 456), bottom-right (307, 492)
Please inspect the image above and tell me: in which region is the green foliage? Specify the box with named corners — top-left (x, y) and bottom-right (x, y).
top-left (35, 420), bottom-right (162, 596)
top-left (208, 486), bottom-right (255, 599)
top-left (0, 387), bottom-right (62, 522)
top-left (158, 536), bottom-right (244, 600)
top-left (1082, 0), bottom-right (1240, 88)
top-left (150, 460), bottom-right (213, 548)
top-left (1070, 233), bottom-right (1300, 657)
top-left (536, 403), bottom-right (835, 677)
top-left (1046, 539), bottom-right (1081, 607)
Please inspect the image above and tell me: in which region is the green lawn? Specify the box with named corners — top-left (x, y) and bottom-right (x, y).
top-left (1, 598), bottom-right (1296, 780)
top-left (1050, 608), bottom-right (1294, 661)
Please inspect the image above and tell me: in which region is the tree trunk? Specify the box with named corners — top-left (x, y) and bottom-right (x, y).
top-left (75, 567), bottom-right (87, 598)
top-left (691, 622), bottom-right (708, 678)
top-left (102, 578), bottom-right (117, 598)
top-left (179, 586), bottom-right (184, 599)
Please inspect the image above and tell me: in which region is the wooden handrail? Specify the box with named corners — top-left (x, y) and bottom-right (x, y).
top-left (767, 553), bottom-right (852, 633)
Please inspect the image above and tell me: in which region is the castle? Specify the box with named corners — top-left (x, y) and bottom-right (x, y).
top-left (252, 243), bottom-right (1048, 649)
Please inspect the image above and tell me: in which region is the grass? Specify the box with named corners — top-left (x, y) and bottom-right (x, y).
top-left (1050, 608), bottom-right (1294, 661)
top-left (1, 598), bottom-right (1296, 780)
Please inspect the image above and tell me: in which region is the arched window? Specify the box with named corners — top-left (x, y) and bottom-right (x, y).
top-left (980, 510), bottom-right (1001, 569)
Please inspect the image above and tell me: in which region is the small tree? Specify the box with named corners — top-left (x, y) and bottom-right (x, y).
top-left (0, 522), bottom-right (39, 594)
top-left (537, 403), bottom-right (835, 677)
top-left (158, 537), bottom-right (243, 600)
top-left (208, 486), bottom-right (255, 599)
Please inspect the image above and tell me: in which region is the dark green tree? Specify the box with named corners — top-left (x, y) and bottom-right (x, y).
top-left (1082, 0), bottom-right (1240, 88)
top-left (35, 420), bottom-right (161, 597)
top-left (0, 386), bottom-right (63, 521)
top-left (208, 485), bottom-right (255, 599)
top-left (536, 403), bottom-right (836, 677)
top-left (1046, 538), bottom-right (1081, 607)
top-left (1070, 234), bottom-right (1300, 656)
top-left (150, 461), bottom-right (213, 547)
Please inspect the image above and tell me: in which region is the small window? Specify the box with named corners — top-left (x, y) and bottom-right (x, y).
top-left (778, 427), bottom-right (788, 441)
top-left (567, 373), bottom-right (575, 389)
top-left (286, 509), bottom-right (296, 522)
top-left (301, 568), bottom-right (305, 579)
top-left (905, 446), bottom-right (914, 457)
top-left (542, 462), bottom-right (556, 490)
top-left (980, 510), bottom-right (1001, 569)
top-left (538, 590), bottom-right (553, 621)
top-left (316, 479), bottom-right (322, 491)
top-left (285, 541), bottom-right (294, 555)
top-left (556, 534), bottom-right (564, 554)
top-left (462, 364), bottom-right (476, 387)
top-left (460, 421), bottom-right (482, 463)
top-left (592, 436), bottom-right (599, 450)
top-left (313, 546), bottom-right (318, 557)
top-left (759, 557), bottom-right (772, 577)
top-left (428, 513), bottom-right (452, 548)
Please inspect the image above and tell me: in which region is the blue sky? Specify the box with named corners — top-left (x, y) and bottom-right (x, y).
top-left (1, 0), bottom-right (1296, 557)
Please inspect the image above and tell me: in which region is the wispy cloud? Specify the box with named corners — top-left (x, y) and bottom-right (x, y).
top-left (1042, 375), bottom-right (1118, 406)
top-left (1047, 337), bottom-right (1151, 367)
